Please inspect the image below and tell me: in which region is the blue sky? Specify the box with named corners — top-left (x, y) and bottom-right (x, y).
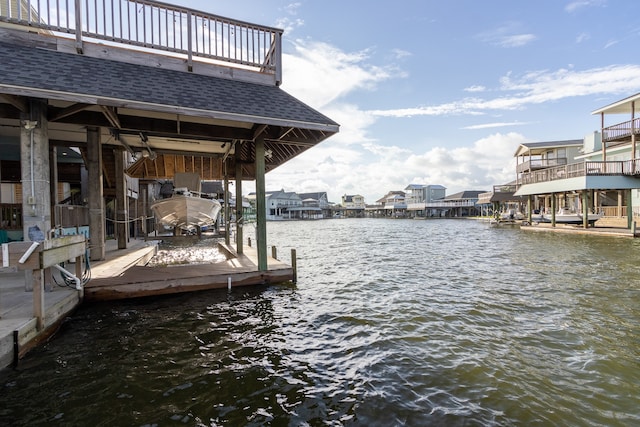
top-left (174, 0), bottom-right (640, 203)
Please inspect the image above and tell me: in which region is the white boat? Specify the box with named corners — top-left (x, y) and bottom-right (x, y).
top-left (533, 207), bottom-right (603, 225)
top-left (151, 173), bottom-right (222, 232)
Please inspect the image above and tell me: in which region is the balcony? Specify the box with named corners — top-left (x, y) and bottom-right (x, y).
top-left (519, 159), bottom-right (640, 185)
top-left (0, 0), bottom-right (282, 83)
top-left (602, 118), bottom-right (640, 144)
top-left (517, 158), bottom-right (568, 173)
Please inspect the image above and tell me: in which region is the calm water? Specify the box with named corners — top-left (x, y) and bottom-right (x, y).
top-left (1, 219), bottom-right (639, 426)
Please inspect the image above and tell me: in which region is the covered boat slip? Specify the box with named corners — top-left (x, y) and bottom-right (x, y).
top-left (0, 237), bottom-right (292, 367)
top-left (0, 0), bottom-right (337, 366)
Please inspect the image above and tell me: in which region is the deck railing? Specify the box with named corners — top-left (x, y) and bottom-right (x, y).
top-left (519, 160), bottom-right (640, 185)
top-left (516, 157), bottom-right (568, 173)
top-left (0, 0), bottom-right (282, 82)
top-left (602, 118), bottom-right (640, 143)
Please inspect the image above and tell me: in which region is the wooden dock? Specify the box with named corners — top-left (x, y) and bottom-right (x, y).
top-left (84, 240), bottom-right (294, 301)
top-left (1, 238), bottom-right (294, 369)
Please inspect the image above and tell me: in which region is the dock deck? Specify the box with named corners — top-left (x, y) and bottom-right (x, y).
top-left (1, 238), bottom-right (294, 369)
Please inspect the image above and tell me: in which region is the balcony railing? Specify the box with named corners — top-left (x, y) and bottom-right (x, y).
top-left (516, 158), bottom-right (568, 173)
top-left (0, 0), bottom-right (282, 82)
top-left (519, 160), bottom-right (640, 185)
top-left (603, 118), bottom-right (640, 143)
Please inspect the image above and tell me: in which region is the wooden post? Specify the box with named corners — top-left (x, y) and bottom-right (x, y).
top-left (582, 190), bottom-right (589, 228)
top-left (114, 147), bottom-right (128, 249)
top-left (235, 159), bottom-right (243, 254)
top-left (33, 269), bottom-right (44, 330)
top-left (87, 127), bottom-right (105, 260)
top-left (627, 189), bottom-right (633, 229)
top-left (20, 100), bottom-right (51, 292)
top-left (255, 136), bottom-right (267, 271)
top-left (527, 195), bottom-right (532, 223)
top-left (271, 245), bottom-right (277, 260)
top-left (291, 248), bottom-right (297, 284)
top-left (224, 172), bottom-right (230, 245)
top-left (551, 193), bottom-right (557, 227)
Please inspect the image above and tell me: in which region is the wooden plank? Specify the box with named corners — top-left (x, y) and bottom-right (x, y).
top-left (41, 242), bottom-right (86, 269)
top-left (1, 242), bottom-right (41, 270)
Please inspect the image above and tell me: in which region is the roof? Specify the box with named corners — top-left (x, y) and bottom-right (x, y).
top-left (514, 139), bottom-right (583, 157)
top-left (404, 184), bottom-right (426, 190)
top-left (444, 190), bottom-right (487, 200)
top-left (0, 31), bottom-right (339, 180)
top-left (298, 192), bottom-right (327, 200)
top-left (591, 92), bottom-right (640, 115)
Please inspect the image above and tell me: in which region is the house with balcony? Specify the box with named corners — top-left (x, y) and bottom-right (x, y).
top-left (476, 182), bottom-right (523, 217)
top-left (514, 93), bottom-right (640, 229)
top-left (341, 194), bottom-right (365, 217)
top-left (425, 190), bottom-right (486, 217)
top-left (298, 192), bottom-right (329, 219)
top-left (368, 191), bottom-right (407, 218)
top-left (405, 184), bottom-right (447, 218)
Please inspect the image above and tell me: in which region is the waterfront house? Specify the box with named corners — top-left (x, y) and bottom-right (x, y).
top-left (426, 190), bottom-right (486, 217)
top-left (372, 191), bottom-right (407, 218)
top-left (514, 93), bottom-right (640, 228)
top-left (246, 190), bottom-right (302, 220)
top-left (476, 182), bottom-right (523, 217)
top-left (405, 184), bottom-right (447, 218)
top-left (298, 192), bottom-right (331, 218)
top-left (341, 194), bottom-right (366, 217)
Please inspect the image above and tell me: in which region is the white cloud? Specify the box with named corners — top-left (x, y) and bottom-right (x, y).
top-left (369, 65), bottom-right (640, 118)
top-left (565, 0), bottom-right (606, 13)
top-left (281, 40), bottom-right (395, 108)
top-left (463, 121), bottom-right (532, 130)
top-left (499, 34), bottom-right (536, 48)
top-left (464, 85), bottom-right (486, 93)
top-left (259, 37), bottom-right (640, 204)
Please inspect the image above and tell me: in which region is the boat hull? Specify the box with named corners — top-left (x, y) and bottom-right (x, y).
top-left (151, 195), bottom-right (222, 231)
top-left (533, 212), bottom-right (602, 225)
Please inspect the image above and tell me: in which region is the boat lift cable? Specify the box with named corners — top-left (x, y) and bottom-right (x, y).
top-left (53, 248), bottom-right (91, 288)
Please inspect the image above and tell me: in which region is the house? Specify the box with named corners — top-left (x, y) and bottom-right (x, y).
top-left (426, 190), bottom-right (486, 217)
top-left (341, 194), bottom-right (366, 217)
top-left (247, 190), bottom-right (302, 220)
top-left (298, 192), bottom-right (331, 218)
top-left (405, 184), bottom-right (447, 217)
top-left (476, 182), bottom-right (523, 217)
top-left (514, 93), bottom-right (640, 228)
top-left (372, 191), bottom-right (407, 217)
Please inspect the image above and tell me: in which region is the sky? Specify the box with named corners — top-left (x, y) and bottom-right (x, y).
top-left (173, 0), bottom-right (640, 204)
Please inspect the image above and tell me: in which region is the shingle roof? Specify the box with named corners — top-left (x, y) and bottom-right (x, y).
top-left (0, 41), bottom-right (339, 131)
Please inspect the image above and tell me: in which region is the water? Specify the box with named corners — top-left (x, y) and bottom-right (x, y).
top-left (1, 219), bottom-right (639, 426)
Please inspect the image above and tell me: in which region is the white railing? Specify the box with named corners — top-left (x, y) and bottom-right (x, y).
top-left (520, 160), bottom-right (640, 185)
top-left (0, 0), bottom-right (282, 81)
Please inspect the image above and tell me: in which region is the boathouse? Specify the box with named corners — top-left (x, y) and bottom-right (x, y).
top-left (0, 0), bottom-right (338, 366)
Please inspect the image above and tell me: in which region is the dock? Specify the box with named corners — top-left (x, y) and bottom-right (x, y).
top-left (1, 238), bottom-right (294, 369)
top-left (520, 222), bottom-right (639, 237)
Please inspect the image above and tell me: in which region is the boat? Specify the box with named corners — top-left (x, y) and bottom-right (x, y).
top-left (533, 207), bottom-right (603, 225)
top-left (151, 173), bottom-right (222, 232)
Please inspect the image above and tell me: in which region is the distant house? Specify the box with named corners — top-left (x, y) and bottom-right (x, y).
top-left (476, 181), bottom-right (523, 217)
top-left (375, 191), bottom-right (407, 217)
top-left (405, 184), bottom-right (447, 217)
top-left (246, 190), bottom-right (301, 220)
top-left (341, 194), bottom-right (365, 217)
top-left (298, 192), bottom-right (330, 219)
top-left (426, 190), bottom-right (486, 217)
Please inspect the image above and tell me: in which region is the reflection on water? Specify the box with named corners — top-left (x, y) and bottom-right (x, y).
top-left (1, 219), bottom-right (639, 426)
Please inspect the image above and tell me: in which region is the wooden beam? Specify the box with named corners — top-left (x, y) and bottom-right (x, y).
top-left (48, 103), bottom-right (92, 122)
top-left (0, 94), bottom-right (29, 112)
